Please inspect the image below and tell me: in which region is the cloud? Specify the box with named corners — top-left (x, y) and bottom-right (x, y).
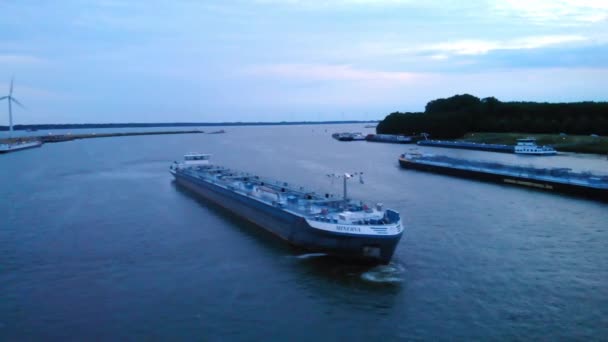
top-left (245, 63), bottom-right (424, 83)
top-left (235, 66), bottom-right (608, 114)
top-left (254, 0), bottom-right (608, 27)
top-left (416, 35), bottom-right (590, 57)
top-left (254, 0), bottom-right (416, 8)
top-left (0, 54), bottom-right (46, 65)
top-left (429, 54), bottom-right (449, 61)
top-left (254, 0), bottom-right (608, 25)
top-left (494, 0), bottom-right (608, 24)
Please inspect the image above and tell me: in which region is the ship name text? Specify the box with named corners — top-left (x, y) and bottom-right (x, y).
top-left (336, 226), bottom-right (361, 232)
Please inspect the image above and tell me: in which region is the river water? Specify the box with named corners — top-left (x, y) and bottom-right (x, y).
top-left (1, 124), bottom-right (607, 340)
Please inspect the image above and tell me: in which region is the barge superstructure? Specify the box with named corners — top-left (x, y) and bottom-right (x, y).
top-left (399, 153), bottom-right (608, 201)
top-left (417, 138), bottom-right (558, 155)
top-left (514, 138), bottom-right (557, 155)
top-left (171, 154), bottom-right (404, 263)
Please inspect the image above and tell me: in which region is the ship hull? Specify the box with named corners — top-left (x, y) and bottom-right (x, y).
top-left (417, 141), bottom-right (514, 153)
top-left (173, 171), bottom-right (402, 263)
top-left (514, 151), bottom-right (557, 156)
top-left (399, 158), bottom-right (608, 201)
top-left (366, 139), bottom-right (411, 144)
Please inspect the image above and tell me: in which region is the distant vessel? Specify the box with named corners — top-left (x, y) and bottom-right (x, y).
top-left (417, 140), bottom-right (514, 153)
top-left (514, 138), bottom-right (557, 155)
top-left (366, 134), bottom-right (412, 144)
top-left (208, 130), bottom-right (226, 134)
top-left (417, 137), bottom-right (558, 155)
top-left (399, 153), bottom-right (608, 201)
top-left (0, 140), bottom-right (43, 154)
top-left (170, 153), bottom-right (404, 263)
top-left (332, 132), bottom-right (353, 141)
top-left (332, 132), bottom-right (365, 141)
top-left (351, 132), bottom-right (366, 141)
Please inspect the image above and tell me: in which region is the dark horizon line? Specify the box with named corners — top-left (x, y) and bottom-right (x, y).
top-left (0, 120), bottom-right (379, 131)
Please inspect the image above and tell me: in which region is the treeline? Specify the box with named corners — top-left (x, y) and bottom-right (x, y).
top-left (377, 94), bottom-right (608, 139)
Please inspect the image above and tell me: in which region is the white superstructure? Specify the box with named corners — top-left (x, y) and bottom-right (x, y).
top-left (183, 153), bottom-right (211, 166)
top-left (351, 132), bottom-right (366, 140)
top-left (514, 138), bottom-right (557, 155)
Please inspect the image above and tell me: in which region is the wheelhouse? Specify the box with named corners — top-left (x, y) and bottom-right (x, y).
top-left (183, 153), bottom-right (211, 166)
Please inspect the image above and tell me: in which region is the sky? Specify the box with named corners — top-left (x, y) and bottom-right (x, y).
top-left (1, 0), bottom-right (607, 124)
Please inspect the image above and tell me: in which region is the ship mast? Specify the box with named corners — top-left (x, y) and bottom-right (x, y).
top-left (327, 172), bottom-right (364, 201)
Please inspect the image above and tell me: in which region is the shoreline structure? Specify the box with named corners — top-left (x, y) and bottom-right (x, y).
top-left (0, 130), bottom-right (204, 146)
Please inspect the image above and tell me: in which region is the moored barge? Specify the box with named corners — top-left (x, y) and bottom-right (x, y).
top-left (417, 140), bottom-right (514, 153)
top-left (399, 153), bottom-right (608, 201)
top-left (332, 132), bottom-right (365, 141)
top-left (366, 134), bottom-right (412, 144)
top-left (417, 138), bottom-right (558, 155)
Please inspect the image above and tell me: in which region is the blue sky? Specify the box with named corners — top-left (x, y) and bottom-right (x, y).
top-left (1, 0), bottom-right (607, 124)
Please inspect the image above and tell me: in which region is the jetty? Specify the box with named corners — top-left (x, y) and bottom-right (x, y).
top-left (0, 130), bottom-right (205, 154)
top-left (0, 130), bottom-right (204, 144)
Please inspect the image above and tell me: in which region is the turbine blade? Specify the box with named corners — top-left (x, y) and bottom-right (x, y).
top-left (0, 96), bottom-right (8, 101)
top-left (9, 77), bottom-right (14, 96)
top-left (11, 97), bottom-right (25, 108)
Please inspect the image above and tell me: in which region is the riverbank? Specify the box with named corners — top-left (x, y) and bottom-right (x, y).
top-left (461, 132), bottom-right (608, 155)
top-left (0, 130), bottom-right (204, 145)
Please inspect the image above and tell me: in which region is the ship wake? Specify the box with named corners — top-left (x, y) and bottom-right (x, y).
top-left (361, 263), bottom-right (405, 284)
top-left (294, 252), bottom-right (328, 260)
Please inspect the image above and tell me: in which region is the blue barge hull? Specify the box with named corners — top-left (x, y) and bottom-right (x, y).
top-left (417, 140), bottom-right (514, 153)
top-left (399, 155), bottom-right (608, 202)
top-left (366, 134), bottom-right (413, 144)
top-left (173, 171), bottom-right (402, 263)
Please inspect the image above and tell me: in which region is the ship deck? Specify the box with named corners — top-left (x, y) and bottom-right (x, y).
top-left (402, 154), bottom-right (608, 189)
top-left (417, 140), bottom-right (514, 152)
top-left (178, 165), bottom-right (390, 225)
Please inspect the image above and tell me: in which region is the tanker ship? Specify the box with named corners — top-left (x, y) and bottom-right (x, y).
top-left (170, 153), bottom-right (404, 263)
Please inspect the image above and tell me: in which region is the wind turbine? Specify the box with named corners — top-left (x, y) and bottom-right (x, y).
top-left (0, 77), bottom-right (25, 134)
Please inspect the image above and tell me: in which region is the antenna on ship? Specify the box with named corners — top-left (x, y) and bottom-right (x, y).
top-left (327, 172), bottom-right (364, 201)
top-left (1, 77), bottom-right (25, 135)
